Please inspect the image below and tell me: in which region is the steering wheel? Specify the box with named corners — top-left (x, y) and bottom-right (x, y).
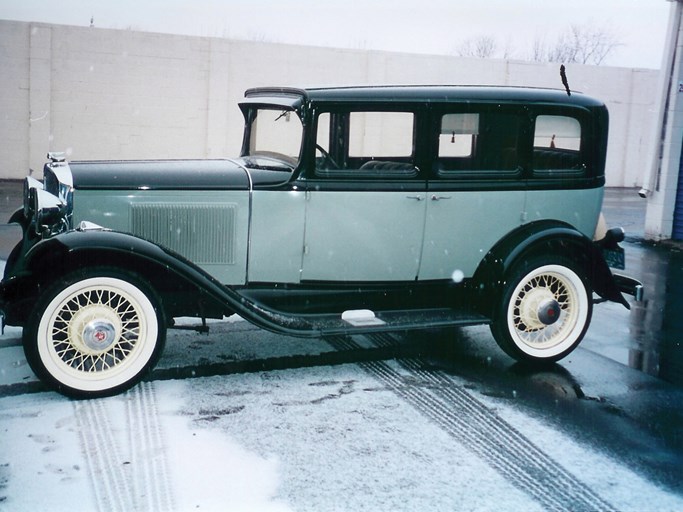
top-left (315, 144), bottom-right (340, 170)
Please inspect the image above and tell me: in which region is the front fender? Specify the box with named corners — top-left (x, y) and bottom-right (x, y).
top-left (3, 229), bottom-right (325, 337)
top-left (1, 229), bottom-right (236, 325)
top-left (8, 207), bottom-right (28, 229)
top-left (23, 228), bottom-right (205, 276)
top-left (472, 220), bottom-right (630, 310)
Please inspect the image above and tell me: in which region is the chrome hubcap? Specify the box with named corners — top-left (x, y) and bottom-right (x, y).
top-left (537, 299), bottom-right (561, 325)
top-left (83, 320), bottom-right (118, 351)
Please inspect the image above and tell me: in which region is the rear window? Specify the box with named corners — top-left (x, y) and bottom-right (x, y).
top-left (533, 115), bottom-right (583, 172)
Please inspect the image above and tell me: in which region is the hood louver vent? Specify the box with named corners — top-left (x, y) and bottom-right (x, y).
top-left (130, 203), bottom-right (237, 265)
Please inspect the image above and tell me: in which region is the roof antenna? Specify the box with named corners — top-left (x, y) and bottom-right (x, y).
top-left (560, 65), bottom-right (571, 96)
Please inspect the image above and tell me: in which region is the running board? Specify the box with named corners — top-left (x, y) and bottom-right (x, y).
top-left (299, 308), bottom-right (490, 337)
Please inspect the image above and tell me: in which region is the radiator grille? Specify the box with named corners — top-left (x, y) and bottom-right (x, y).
top-left (130, 203), bottom-right (236, 264)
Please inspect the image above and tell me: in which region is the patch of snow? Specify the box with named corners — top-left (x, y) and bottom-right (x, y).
top-left (341, 309), bottom-right (385, 327)
top-left (0, 345), bottom-right (37, 386)
top-left (158, 382), bottom-right (292, 512)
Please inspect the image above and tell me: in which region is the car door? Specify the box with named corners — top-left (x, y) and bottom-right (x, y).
top-left (418, 107), bottom-right (528, 280)
top-left (301, 109), bottom-right (427, 282)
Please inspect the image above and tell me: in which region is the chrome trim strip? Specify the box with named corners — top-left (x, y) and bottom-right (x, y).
top-left (227, 158), bottom-right (253, 284)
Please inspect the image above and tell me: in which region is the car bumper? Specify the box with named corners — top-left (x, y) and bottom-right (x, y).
top-left (613, 273), bottom-right (644, 302)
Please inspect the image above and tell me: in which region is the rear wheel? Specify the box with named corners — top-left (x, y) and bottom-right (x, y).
top-left (23, 268), bottom-right (166, 398)
top-left (490, 256), bottom-right (592, 363)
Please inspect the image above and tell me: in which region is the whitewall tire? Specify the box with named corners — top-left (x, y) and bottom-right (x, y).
top-left (491, 257), bottom-right (592, 363)
top-left (24, 270), bottom-right (166, 397)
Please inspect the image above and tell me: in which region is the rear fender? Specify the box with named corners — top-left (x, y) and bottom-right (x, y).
top-left (472, 220), bottom-right (629, 313)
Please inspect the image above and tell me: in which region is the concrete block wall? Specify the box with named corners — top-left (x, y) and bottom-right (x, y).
top-left (0, 20), bottom-right (660, 187)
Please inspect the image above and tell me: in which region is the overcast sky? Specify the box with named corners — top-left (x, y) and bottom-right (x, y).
top-left (0, 0), bottom-right (672, 69)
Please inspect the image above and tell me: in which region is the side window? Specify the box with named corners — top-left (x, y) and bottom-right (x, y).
top-left (533, 115), bottom-right (583, 172)
top-left (439, 113), bottom-right (479, 158)
top-left (315, 111), bottom-right (417, 178)
top-left (348, 112), bottom-right (414, 158)
top-left (436, 111), bottom-right (523, 176)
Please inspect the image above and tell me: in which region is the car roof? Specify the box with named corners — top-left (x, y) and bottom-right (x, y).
top-left (243, 85), bottom-right (605, 108)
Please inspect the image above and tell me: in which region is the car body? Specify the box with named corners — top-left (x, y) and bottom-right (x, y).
top-left (0, 85), bottom-right (643, 397)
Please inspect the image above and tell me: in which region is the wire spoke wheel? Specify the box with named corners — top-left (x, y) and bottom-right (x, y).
top-left (51, 286), bottom-right (143, 373)
top-left (511, 271), bottom-right (578, 347)
top-left (492, 258), bottom-right (592, 363)
top-left (25, 270), bottom-right (165, 397)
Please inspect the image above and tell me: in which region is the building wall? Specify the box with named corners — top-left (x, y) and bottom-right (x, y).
top-left (644, 0), bottom-right (683, 240)
top-left (0, 20), bottom-right (660, 187)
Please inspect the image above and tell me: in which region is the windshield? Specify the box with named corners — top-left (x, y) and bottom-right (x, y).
top-left (244, 108), bottom-right (303, 170)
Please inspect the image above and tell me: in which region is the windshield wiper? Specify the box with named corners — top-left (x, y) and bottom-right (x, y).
top-left (274, 110), bottom-right (290, 122)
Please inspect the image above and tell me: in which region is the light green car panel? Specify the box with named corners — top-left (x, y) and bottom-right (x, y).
top-left (71, 186), bottom-right (604, 286)
top-left (248, 190), bottom-right (306, 283)
top-left (301, 191), bottom-right (427, 282)
top-left (525, 187), bottom-right (603, 239)
top-left (418, 190), bottom-right (526, 280)
top-left (71, 190), bottom-right (250, 284)
top-left (418, 188), bottom-right (603, 280)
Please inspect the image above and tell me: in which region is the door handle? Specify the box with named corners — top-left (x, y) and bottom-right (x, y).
top-left (406, 195), bottom-right (424, 201)
top-left (431, 195), bottom-right (452, 201)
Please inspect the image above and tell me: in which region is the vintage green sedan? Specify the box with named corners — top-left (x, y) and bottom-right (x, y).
top-left (0, 85), bottom-right (642, 397)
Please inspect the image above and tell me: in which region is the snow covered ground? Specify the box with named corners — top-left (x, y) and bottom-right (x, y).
top-left (2, 315), bottom-right (683, 511)
top-left (1, 250), bottom-right (682, 511)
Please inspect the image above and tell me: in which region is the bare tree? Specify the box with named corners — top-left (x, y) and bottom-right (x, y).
top-left (456, 24), bottom-right (621, 66)
top-left (501, 36), bottom-right (516, 61)
top-left (533, 24), bottom-right (622, 65)
top-left (457, 35), bottom-right (498, 59)
top-left (530, 35), bottom-right (549, 63)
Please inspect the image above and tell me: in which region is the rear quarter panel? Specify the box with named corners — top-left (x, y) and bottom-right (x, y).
top-left (525, 187), bottom-right (603, 239)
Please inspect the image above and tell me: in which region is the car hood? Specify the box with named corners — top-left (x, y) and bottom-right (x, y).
top-left (68, 159), bottom-right (251, 191)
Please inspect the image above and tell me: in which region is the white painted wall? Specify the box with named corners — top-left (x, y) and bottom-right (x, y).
top-left (0, 20), bottom-right (660, 187)
top-left (644, 0), bottom-right (683, 241)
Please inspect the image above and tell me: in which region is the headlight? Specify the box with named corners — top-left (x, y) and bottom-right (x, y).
top-left (44, 159), bottom-right (74, 211)
top-left (23, 176), bottom-right (67, 237)
top-left (23, 176), bottom-right (43, 219)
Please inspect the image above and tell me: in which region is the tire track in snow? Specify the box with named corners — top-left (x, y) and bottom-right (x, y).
top-left (326, 334), bottom-right (616, 512)
top-left (74, 383), bottom-right (174, 511)
top-left (74, 398), bottom-right (133, 512)
top-left (125, 382), bottom-right (175, 511)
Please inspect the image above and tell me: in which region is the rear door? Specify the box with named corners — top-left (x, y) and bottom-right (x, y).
top-left (419, 106), bottom-right (528, 280)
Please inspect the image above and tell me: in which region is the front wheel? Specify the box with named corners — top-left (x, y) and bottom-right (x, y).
top-left (490, 257), bottom-right (592, 364)
top-left (23, 268), bottom-right (166, 398)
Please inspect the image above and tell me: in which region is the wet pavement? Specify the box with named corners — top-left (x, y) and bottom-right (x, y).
top-left (601, 188), bottom-right (683, 388)
top-left (0, 180), bottom-right (21, 260)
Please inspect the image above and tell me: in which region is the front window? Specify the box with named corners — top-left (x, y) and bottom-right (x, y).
top-left (245, 108), bottom-right (303, 169)
top-left (314, 110), bottom-right (417, 177)
top-left (348, 112), bottom-right (414, 158)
